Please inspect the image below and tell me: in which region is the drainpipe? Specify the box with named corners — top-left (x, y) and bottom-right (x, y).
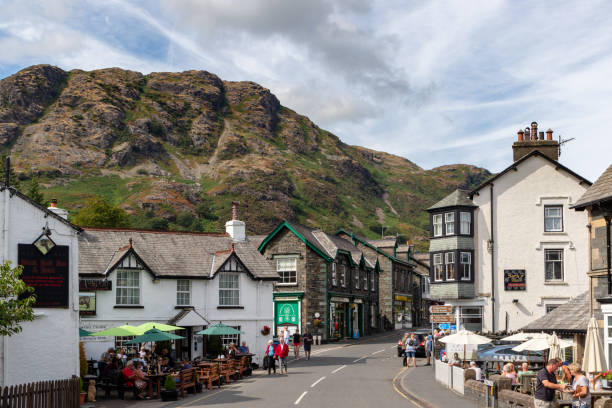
top-left (490, 184), bottom-right (495, 333)
top-left (605, 213), bottom-right (611, 295)
top-left (2, 157), bottom-right (11, 385)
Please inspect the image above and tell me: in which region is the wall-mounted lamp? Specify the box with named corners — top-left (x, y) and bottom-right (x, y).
top-left (512, 299), bottom-right (519, 304)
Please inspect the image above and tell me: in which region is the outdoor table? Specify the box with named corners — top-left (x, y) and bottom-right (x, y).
top-left (146, 373), bottom-right (167, 399)
top-left (591, 390), bottom-right (612, 406)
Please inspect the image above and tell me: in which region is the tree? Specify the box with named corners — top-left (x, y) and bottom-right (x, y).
top-left (0, 261), bottom-right (36, 336)
top-left (0, 155), bottom-right (21, 189)
top-left (74, 196), bottom-right (131, 228)
top-left (27, 178), bottom-right (47, 206)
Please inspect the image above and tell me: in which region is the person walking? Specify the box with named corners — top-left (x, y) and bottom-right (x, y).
top-left (303, 330), bottom-right (313, 360)
top-left (405, 333), bottom-right (418, 368)
top-left (283, 328), bottom-right (290, 345)
top-left (400, 333), bottom-right (409, 366)
top-left (275, 340), bottom-right (290, 374)
top-left (425, 334), bottom-right (433, 366)
top-left (265, 340), bottom-right (277, 375)
top-left (535, 358), bottom-right (569, 408)
top-left (293, 331), bottom-right (301, 359)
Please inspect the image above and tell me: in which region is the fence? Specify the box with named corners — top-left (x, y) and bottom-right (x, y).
top-left (0, 376), bottom-right (80, 408)
top-left (434, 360), bottom-right (465, 395)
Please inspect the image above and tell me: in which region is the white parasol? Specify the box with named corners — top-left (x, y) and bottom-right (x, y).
top-left (582, 317), bottom-right (607, 374)
top-left (548, 332), bottom-right (563, 360)
top-left (500, 332), bottom-right (549, 342)
top-left (439, 329), bottom-right (492, 364)
top-left (512, 335), bottom-right (573, 352)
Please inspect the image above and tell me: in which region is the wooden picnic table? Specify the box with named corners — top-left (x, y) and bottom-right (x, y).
top-left (146, 373), bottom-right (167, 399)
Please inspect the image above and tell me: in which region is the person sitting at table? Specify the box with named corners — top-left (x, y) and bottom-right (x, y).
top-left (238, 341), bottom-right (249, 354)
top-left (447, 353), bottom-right (461, 367)
top-left (502, 363), bottom-right (518, 385)
top-left (469, 361), bottom-right (483, 381)
top-left (228, 343), bottom-right (238, 358)
top-left (159, 357), bottom-right (171, 373)
top-left (102, 358), bottom-right (118, 377)
top-left (180, 359), bottom-right (193, 370)
top-left (132, 361), bottom-right (148, 399)
top-left (160, 348), bottom-right (174, 368)
top-left (560, 362), bottom-right (574, 385)
top-left (517, 362), bottom-right (535, 381)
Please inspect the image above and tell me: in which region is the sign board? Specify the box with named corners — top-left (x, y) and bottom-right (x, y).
top-left (504, 269), bottom-right (526, 290)
top-left (430, 314), bottom-right (456, 323)
top-left (18, 244), bottom-right (70, 308)
top-left (430, 305), bottom-right (453, 314)
top-left (395, 295), bottom-right (409, 301)
top-left (438, 324), bottom-right (457, 331)
top-left (275, 301), bottom-right (299, 325)
top-left (79, 293), bottom-right (96, 316)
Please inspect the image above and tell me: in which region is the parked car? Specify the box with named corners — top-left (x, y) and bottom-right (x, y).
top-left (397, 329), bottom-right (430, 358)
top-left (477, 344), bottom-right (545, 363)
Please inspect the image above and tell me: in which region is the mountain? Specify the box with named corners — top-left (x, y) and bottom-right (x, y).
top-left (0, 65), bottom-right (491, 249)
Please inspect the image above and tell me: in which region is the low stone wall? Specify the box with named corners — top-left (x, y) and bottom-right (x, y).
top-left (497, 390), bottom-right (534, 408)
top-left (464, 379), bottom-right (487, 401)
top-left (464, 374), bottom-right (533, 407)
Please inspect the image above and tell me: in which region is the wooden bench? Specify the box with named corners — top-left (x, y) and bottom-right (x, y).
top-left (237, 357), bottom-right (249, 378)
top-left (178, 368), bottom-right (197, 397)
top-left (219, 362), bottom-right (232, 384)
top-left (198, 364), bottom-right (221, 391)
top-left (96, 371), bottom-right (128, 399)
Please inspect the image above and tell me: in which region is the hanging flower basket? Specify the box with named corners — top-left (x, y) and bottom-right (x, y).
top-left (261, 325), bottom-right (271, 336)
top-left (313, 318), bottom-right (322, 327)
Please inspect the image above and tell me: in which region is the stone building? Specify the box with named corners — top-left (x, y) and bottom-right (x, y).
top-left (258, 221), bottom-right (380, 341)
top-left (336, 231), bottom-right (419, 330)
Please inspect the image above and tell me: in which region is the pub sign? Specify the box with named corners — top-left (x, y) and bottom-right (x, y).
top-left (504, 269), bottom-right (526, 291)
top-left (18, 243), bottom-right (70, 307)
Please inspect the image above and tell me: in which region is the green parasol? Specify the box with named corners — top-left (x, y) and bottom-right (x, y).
top-left (79, 328), bottom-right (92, 337)
top-left (196, 323), bottom-right (244, 335)
top-left (125, 328), bottom-right (185, 344)
top-left (134, 322), bottom-right (184, 335)
top-left (89, 324), bottom-right (140, 337)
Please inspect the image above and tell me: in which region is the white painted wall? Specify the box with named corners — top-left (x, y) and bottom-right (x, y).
top-left (0, 191), bottom-right (80, 386)
top-left (81, 261), bottom-right (274, 365)
top-left (473, 156), bottom-right (589, 332)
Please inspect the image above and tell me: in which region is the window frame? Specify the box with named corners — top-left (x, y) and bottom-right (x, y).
top-left (433, 214), bottom-right (443, 237)
top-left (460, 252), bottom-right (471, 281)
top-left (422, 276), bottom-right (430, 296)
top-left (331, 262), bottom-right (337, 287)
top-left (544, 205), bottom-right (563, 232)
top-left (354, 268), bottom-right (360, 289)
top-left (545, 249), bottom-right (564, 282)
top-left (115, 268), bottom-right (141, 306)
top-left (341, 264), bottom-right (347, 288)
top-left (370, 272), bottom-right (375, 292)
top-left (176, 279), bottom-right (191, 306)
top-left (220, 326), bottom-right (241, 347)
top-left (363, 270), bottom-right (368, 290)
top-left (460, 211), bottom-right (471, 235)
top-left (433, 253), bottom-right (443, 281)
top-left (219, 272), bottom-right (240, 306)
top-left (445, 252), bottom-right (455, 280)
top-left (276, 256), bottom-right (298, 285)
top-left (445, 212), bottom-right (455, 235)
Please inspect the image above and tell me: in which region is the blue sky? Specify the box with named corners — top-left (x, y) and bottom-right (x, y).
top-left (1, 0), bottom-right (611, 180)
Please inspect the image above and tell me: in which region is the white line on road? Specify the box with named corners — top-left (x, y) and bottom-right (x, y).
top-left (372, 349), bottom-right (385, 355)
top-left (331, 365), bottom-right (347, 374)
top-left (311, 376), bottom-right (326, 388)
top-left (353, 355), bottom-right (368, 362)
top-left (295, 391), bottom-right (308, 405)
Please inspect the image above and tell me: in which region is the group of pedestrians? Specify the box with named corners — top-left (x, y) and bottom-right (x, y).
top-left (264, 329), bottom-right (314, 375)
top-left (400, 332), bottom-right (433, 368)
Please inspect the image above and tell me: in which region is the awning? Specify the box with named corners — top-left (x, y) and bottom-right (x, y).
top-left (169, 308), bottom-right (209, 327)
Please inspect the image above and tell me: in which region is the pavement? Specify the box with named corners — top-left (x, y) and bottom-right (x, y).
top-left (86, 330), bottom-right (477, 408)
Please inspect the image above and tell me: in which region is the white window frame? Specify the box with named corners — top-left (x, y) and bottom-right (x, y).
top-left (545, 206), bottom-right (563, 232)
top-left (371, 272), bottom-right (375, 292)
top-left (460, 252), bottom-right (471, 281)
top-left (422, 276), bottom-right (430, 297)
top-left (276, 256), bottom-right (298, 285)
top-left (116, 268), bottom-right (141, 305)
top-left (219, 272), bottom-right (240, 306)
top-left (460, 212), bottom-right (471, 235)
top-left (433, 253), bottom-right (443, 281)
top-left (445, 252), bottom-right (455, 280)
top-left (545, 249), bottom-right (564, 282)
top-left (433, 214), bottom-right (442, 237)
top-left (341, 264), bottom-right (347, 287)
top-left (354, 268), bottom-right (360, 289)
top-left (176, 279), bottom-right (191, 306)
top-left (220, 326), bottom-right (241, 347)
top-left (363, 271), bottom-right (368, 290)
top-left (331, 262), bottom-right (337, 286)
top-left (445, 212), bottom-right (455, 235)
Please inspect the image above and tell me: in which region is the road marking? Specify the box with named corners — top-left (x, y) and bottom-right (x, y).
top-left (294, 391), bottom-right (308, 405)
top-left (310, 376), bottom-right (325, 388)
top-left (372, 349), bottom-right (385, 355)
top-left (353, 355), bottom-right (368, 362)
top-left (392, 367), bottom-right (434, 408)
top-left (331, 365), bottom-right (346, 374)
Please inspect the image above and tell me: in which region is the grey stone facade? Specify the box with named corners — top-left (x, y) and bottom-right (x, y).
top-left (430, 282), bottom-right (475, 299)
top-left (429, 236), bottom-right (474, 252)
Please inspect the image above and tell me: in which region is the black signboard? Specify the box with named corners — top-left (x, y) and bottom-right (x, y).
top-left (18, 244), bottom-right (70, 308)
top-left (504, 269), bottom-right (526, 291)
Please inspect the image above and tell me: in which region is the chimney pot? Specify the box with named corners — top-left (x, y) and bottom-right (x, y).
top-left (231, 201), bottom-right (240, 220)
top-left (517, 129), bottom-right (524, 142)
top-left (539, 131), bottom-right (544, 140)
top-left (524, 127), bottom-right (531, 140)
top-left (546, 129), bottom-right (553, 141)
top-left (50, 198), bottom-right (58, 208)
top-left (531, 122), bottom-right (538, 141)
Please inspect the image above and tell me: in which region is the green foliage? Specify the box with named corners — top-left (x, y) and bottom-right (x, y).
top-left (0, 261), bottom-right (36, 336)
top-left (176, 211), bottom-right (195, 227)
top-left (79, 341), bottom-right (88, 378)
top-left (0, 155), bottom-right (20, 189)
top-left (73, 196), bottom-right (131, 228)
top-left (26, 178), bottom-right (47, 206)
top-left (163, 374), bottom-right (176, 391)
top-left (150, 217), bottom-right (169, 230)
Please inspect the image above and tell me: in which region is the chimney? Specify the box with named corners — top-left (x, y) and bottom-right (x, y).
top-left (225, 202), bottom-right (246, 242)
top-left (512, 121), bottom-right (560, 162)
top-left (47, 198), bottom-right (68, 220)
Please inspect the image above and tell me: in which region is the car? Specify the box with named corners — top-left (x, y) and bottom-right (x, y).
top-left (476, 344), bottom-right (545, 363)
top-left (396, 329), bottom-right (431, 358)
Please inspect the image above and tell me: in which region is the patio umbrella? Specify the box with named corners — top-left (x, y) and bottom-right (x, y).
top-left (196, 323), bottom-right (244, 336)
top-left (583, 317), bottom-right (607, 374)
top-left (125, 328), bottom-right (185, 344)
top-left (500, 332), bottom-right (549, 342)
top-left (134, 322), bottom-right (184, 335)
top-left (548, 332), bottom-right (563, 361)
top-left (89, 324), bottom-right (140, 337)
top-left (439, 329), bottom-right (492, 363)
top-left (512, 336), bottom-right (573, 352)
top-left (79, 328), bottom-right (92, 337)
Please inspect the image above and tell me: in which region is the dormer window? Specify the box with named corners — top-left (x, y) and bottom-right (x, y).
top-left (433, 214), bottom-right (442, 237)
top-left (445, 212), bottom-right (455, 235)
top-left (116, 254), bottom-right (141, 305)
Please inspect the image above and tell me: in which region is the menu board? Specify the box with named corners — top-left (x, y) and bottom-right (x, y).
top-left (504, 269), bottom-right (526, 291)
top-left (18, 244), bottom-right (70, 307)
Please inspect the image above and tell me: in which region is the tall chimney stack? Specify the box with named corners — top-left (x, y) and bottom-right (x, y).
top-left (546, 129), bottom-right (553, 140)
top-left (231, 201), bottom-right (239, 220)
top-left (226, 201), bottom-right (246, 241)
top-left (531, 122), bottom-right (538, 141)
top-left (512, 121), bottom-right (559, 162)
top-left (524, 127), bottom-right (531, 140)
top-left (517, 129), bottom-right (524, 142)
top-left (47, 198), bottom-right (68, 219)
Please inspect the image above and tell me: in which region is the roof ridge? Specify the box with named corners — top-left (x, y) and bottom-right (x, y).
top-left (84, 227), bottom-right (229, 236)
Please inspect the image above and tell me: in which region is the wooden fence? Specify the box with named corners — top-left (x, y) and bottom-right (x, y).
top-left (1, 376), bottom-right (80, 408)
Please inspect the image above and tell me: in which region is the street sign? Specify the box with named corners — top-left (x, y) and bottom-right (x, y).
top-left (430, 314), bottom-right (455, 323)
top-left (430, 305), bottom-right (453, 314)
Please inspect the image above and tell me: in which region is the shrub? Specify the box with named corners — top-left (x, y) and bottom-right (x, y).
top-left (163, 374), bottom-right (176, 391)
top-left (79, 341), bottom-right (88, 377)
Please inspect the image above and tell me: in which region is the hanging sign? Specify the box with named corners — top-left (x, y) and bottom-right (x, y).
top-left (79, 293), bottom-right (96, 316)
top-left (504, 270), bottom-right (526, 291)
top-left (276, 301), bottom-right (299, 325)
top-left (18, 244), bottom-right (69, 308)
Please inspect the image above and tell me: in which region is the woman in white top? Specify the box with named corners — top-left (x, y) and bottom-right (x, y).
top-left (569, 362), bottom-right (591, 408)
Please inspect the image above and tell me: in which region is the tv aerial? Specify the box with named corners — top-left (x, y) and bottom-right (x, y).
top-left (558, 135), bottom-right (575, 157)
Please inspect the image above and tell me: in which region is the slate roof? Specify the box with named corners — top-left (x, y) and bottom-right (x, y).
top-left (311, 230), bottom-right (375, 268)
top-left (427, 189), bottom-right (475, 211)
top-left (336, 228), bottom-right (413, 267)
top-left (411, 253), bottom-right (430, 269)
top-left (521, 292), bottom-right (589, 334)
top-left (79, 228), bottom-right (278, 280)
top-left (573, 163), bottom-right (612, 209)
top-left (367, 238), bottom-right (398, 248)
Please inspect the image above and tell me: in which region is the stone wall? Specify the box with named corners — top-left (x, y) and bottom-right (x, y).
top-left (429, 236), bottom-right (475, 251)
top-left (304, 248), bottom-right (328, 340)
top-left (430, 282), bottom-right (475, 299)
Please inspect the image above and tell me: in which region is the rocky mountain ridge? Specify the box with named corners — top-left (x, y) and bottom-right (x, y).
top-left (0, 65), bottom-right (491, 247)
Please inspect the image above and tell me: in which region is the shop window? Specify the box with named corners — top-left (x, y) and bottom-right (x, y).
top-left (545, 249), bottom-right (563, 281)
top-left (276, 256), bottom-right (297, 284)
top-left (115, 336), bottom-right (136, 352)
top-left (176, 279), bottom-right (191, 305)
top-left (445, 252), bottom-right (455, 280)
top-left (445, 212), bottom-right (455, 235)
top-left (434, 254), bottom-right (443, 281)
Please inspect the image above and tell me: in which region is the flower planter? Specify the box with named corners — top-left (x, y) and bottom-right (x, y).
top-left (161, 389), bottom-right (178, 401)
top-left (80, 392), bottom-right (86, 405)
